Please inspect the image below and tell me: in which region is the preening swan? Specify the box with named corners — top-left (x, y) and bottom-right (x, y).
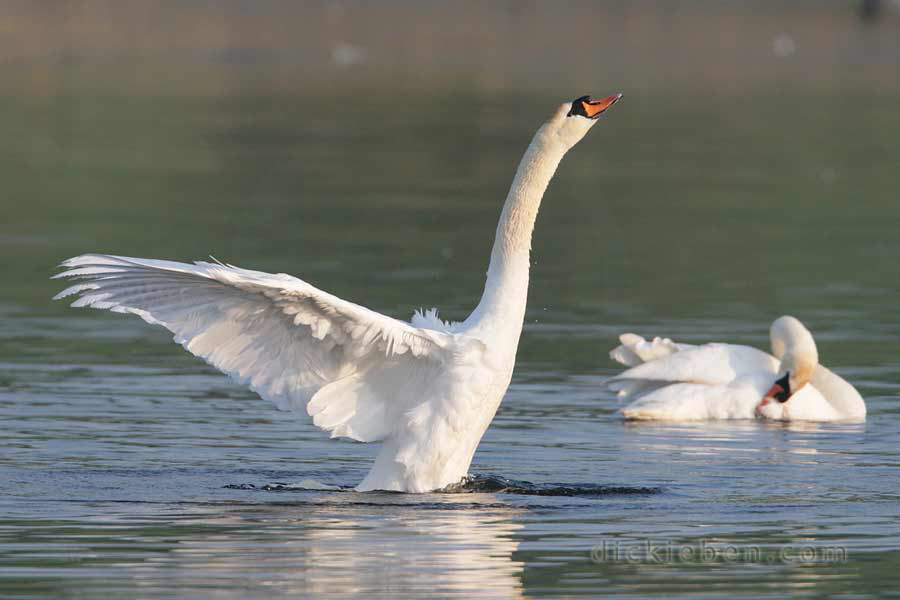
top-left (53, 93), bottom-right (623, 493)
top-left (608, 316), bottom-right (866, 422)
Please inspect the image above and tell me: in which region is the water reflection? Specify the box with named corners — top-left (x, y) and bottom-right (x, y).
top-left (165, 495), bottom-right (524, 598)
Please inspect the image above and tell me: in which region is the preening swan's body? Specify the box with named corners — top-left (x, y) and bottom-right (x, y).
top-left (54, 94), bottom-right (622, 493)
top-left (608, 316), bottom-right (866, 423)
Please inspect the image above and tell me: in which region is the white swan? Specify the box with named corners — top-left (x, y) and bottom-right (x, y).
top-left (608, 316), bottom-right (866, 422)
top-left (53, 93), bottom-right (623, 493)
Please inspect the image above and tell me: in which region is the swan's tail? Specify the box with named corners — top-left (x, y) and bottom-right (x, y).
top-left (609, 333), bottom-right (681, 367)
top-left (607, 333), bottom-right (695, 401)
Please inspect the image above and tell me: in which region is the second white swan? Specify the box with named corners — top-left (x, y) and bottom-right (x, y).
top-left (608, 316), bottom-right (866, 422)
top-left (53, 93), bottom-right (623, 493)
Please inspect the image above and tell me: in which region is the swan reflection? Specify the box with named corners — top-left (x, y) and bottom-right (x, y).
top-left (167, 493), bottom-right (525, 598)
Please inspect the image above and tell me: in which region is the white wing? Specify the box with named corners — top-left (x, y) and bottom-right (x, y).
top-left (54, 254), bottom-right (476, 442)
top-left (608, 340), bottom-right (778, 399)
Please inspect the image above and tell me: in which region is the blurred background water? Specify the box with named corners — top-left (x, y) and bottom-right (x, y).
top-left (1, 1), bottom-right (900, 598)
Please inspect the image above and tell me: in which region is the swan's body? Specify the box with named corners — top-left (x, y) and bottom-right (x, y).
top-left (54, 94), bottom-right (622, 493)
top-left (608, 316), bottom-right (865, 423)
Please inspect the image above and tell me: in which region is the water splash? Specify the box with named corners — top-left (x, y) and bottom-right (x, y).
top-left (224, 480), bottom-right (342, 492)
top-left (443, 474), bottom-right (662, 497)
top-left (225, 475), bottom-right (662, 497)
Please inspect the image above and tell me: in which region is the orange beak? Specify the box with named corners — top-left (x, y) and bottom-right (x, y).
top-left (765, 382), bottom-right (786, 401)
top-left (581, 93), bottom-right (623, 119)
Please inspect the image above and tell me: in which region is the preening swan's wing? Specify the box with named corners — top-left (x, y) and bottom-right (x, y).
top-left (54, 254), bottom-right (469, 441)
top-left (608, 342), bottom-right (778, 398)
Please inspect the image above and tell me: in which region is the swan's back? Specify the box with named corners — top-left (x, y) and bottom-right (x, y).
top-left (810, 366), bottom-right (866, 421)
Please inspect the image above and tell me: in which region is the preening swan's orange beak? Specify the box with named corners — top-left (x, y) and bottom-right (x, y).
top-left (757, 379), bottom-right (789, 417)
top-left (581, 93), bottom-right (623, 118)
top-left (764, 382), bottom-right (787, 401)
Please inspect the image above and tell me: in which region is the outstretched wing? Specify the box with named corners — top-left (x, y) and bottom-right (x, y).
top-left (54, 254), bottom-right (466, 441)
top-left (608, 341), bottom-right (778, 399)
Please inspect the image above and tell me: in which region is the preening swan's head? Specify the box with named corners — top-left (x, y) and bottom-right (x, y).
top-left (756, 316), bottom-right (819, 419)
top-left (546, 93), bottom-right (622, 148)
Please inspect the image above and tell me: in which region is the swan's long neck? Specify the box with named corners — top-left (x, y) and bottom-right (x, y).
top-left (467, 124), bottom-right (567, 337)
top-left (771, 316), bottom-right (819, 387)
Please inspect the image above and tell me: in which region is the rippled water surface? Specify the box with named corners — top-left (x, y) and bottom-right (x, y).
top-left (3, 3), bottom-right (900, 598)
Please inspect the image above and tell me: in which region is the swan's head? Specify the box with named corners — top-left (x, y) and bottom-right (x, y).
top-left (756, 316), bottom-right (819, 419)
top-left (547, 93), bottom-right (622, 148)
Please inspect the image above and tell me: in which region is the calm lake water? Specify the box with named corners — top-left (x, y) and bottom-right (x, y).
top-left (2, 4), bottom-right (900, 597)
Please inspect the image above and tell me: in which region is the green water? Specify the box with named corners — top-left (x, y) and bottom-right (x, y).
top-left (2, 2), bottom-right (900, 598)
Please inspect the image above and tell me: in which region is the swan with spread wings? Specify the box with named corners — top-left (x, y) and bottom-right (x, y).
top-left (54, 93), bottom-right (623, 492)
